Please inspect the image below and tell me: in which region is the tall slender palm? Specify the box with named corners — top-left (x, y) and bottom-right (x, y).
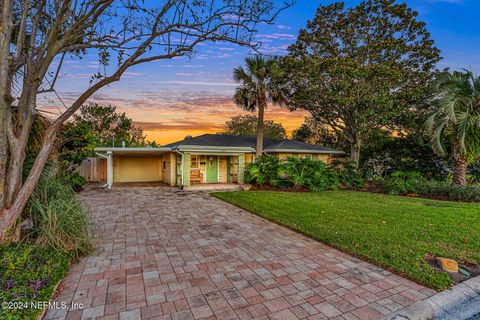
top-left (233, 55), bottom-right (287, 157)
top-left (425, 70), bottom-right (480, 185)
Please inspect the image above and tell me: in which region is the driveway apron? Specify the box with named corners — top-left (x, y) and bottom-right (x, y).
top-left (45, 187), bottom-right (435, 320)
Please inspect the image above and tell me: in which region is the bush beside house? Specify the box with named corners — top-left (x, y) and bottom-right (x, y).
top-left (246, 156), bottom-right (480, 202)
top-left (246, 156), bottom-right (343, 191)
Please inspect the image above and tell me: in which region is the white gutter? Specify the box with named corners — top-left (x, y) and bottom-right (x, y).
top-left (94, 147), bottom-right (170, 152)
top-left (106, 151), bottom-right (113, 189)
top-left (176, 145), bottom-right (254, 153)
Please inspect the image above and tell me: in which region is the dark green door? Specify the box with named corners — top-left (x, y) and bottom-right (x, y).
top-left (206, 156), bottom-right (218, 182)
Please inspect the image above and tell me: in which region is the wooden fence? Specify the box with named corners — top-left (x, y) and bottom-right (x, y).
top-left (77, 157), bottom-right (106, 182)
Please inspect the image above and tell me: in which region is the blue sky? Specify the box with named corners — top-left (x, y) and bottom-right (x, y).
top-left (38, 0), bottom-right (480, 144)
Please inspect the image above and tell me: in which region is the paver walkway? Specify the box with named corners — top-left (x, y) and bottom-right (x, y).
top-left (45, 186), bottom-right (435, 320)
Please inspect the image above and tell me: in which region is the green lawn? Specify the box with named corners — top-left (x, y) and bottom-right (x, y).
top-left (211, 190), bottom-right (480, 290)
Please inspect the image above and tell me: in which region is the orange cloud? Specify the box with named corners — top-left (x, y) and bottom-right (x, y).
top-left (38, 85), bottom-right (309, 145)
top-left (133, 106), bottom-right (308, 145)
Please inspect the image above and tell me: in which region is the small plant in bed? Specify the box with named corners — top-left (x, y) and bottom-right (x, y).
top-left (0, 244), bottom-right (71, 320)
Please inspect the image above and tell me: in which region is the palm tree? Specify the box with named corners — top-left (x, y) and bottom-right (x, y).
top-left (425, 70), bottom-right (480, 185)
top-left (233, 55), bottom-right (287, 157)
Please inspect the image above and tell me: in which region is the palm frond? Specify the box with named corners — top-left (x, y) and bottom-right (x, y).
top-left (426, 70), bottom-right (480, 162)
top-left (232, 54), bottom-right (289, 112)
top-left (432, 121), bottom-right (446, 156)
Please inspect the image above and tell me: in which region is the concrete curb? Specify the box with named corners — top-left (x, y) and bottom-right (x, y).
top-left (383, 275), bottom-right (480, 320)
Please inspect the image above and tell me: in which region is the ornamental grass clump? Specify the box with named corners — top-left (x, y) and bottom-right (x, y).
top-left (28, 175), bottom-right (93, 257)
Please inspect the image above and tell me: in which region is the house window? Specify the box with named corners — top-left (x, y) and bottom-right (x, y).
top-left (191, 155), bottom-right (198, 168)
top-left (163, 161), bottom-right (166, 169)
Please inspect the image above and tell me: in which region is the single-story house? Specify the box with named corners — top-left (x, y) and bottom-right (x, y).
top-left (93, 134), bottom-right (344, 189)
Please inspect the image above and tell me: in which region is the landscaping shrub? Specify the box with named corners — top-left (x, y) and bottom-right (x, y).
top-left (376, 171), bottom-right (480, 201)
top-left (274, 157), bottom-right (339, 191)
top-left (245, 155), bottom-right (279, 185)
top-left (380, 171), bottom-right (426, 195)
top-left (246, 156), bottom-right (339, 191)
top-left (28, 175), bottom-right (93, 257)
top-left (0, 243), bottom-right (70, 320)
top-left (330, 160), bottom-right (366, 189)
top-left (64, 172), bottom-right (87, 192)
top-left (470, 161), bottom-right (480, 182)
top-left (360, 132), bottom-right (449, 180)
top-left (413, 180), bottom-right (480, 202)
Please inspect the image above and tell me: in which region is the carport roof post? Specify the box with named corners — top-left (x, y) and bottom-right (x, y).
top-left (95, 151), bottom-right (113, 189)
top-left (183, 152), bottom-right (191, 188)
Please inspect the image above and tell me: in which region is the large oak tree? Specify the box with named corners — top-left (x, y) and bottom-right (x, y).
top-left (282, 0), bottom-right (441, 167)
top-left (0, 0), bottom-right (293, 241)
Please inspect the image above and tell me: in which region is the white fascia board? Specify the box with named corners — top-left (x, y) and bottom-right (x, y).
top-left (176, 145), bottom-right (254, 153)
top-left (94, 147), bottom-right (171, 152)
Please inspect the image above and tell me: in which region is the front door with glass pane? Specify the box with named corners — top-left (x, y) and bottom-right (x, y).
top-left (206, 156), bottom-right (218, 182)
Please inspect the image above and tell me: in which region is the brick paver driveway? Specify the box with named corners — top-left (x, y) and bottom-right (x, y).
top-left (45, 186), bottom-right (435, 320)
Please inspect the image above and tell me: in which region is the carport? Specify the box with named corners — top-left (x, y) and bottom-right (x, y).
top-left (95, 147), bottom-right (171, 189)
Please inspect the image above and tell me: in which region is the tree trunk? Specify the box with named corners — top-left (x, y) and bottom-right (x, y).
top-left (4, 144), bottom-right (26, 206)
top-left (0, 0), bottom-right (14, 209)
top-left (4, 87), bottom-right (37, 207)
top-left (256, 100), bottom-right (265, 158)
top-left (0, 125), bottom-right (59, 242)
top-left (350, 138), bottom-right (361, 169)
top-left (0, 83), bottom-right (8, 209)
top-left (452, 144), bottom-right (468, 186)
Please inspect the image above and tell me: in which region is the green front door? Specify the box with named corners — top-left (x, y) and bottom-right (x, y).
top-left (206, 156), bottom-right (218, 182)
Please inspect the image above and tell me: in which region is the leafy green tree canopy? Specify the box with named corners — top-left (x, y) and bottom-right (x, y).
top-left (292, 117), bottom-right (346, 150)
top-left (282, 0), bottom-right (441, 166)
top-left (74, 103), bottom-right (146, 147)
top-left (220, 114), bottom-right (286, 140)
top-left (59, 122), bottom-right (96, 167)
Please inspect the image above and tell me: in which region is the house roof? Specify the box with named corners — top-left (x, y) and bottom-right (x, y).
top-left (165, 134), bottom-right (344, 154)
top-left (165, 134), bottom-right (256, 148)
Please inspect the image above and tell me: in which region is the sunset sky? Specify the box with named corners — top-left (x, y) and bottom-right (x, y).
top-left (37, 0), bottom-right (480, 145)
